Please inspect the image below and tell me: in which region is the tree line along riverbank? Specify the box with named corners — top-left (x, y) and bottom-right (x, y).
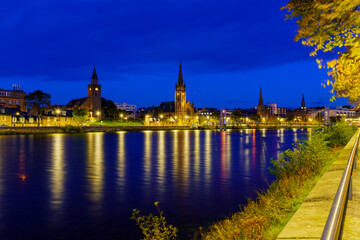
top-left (130, 120), bottom-right (358, 239)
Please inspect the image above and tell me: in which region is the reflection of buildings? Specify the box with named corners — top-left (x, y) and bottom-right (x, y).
top-left (50, 134), bottom-right (65, 212)
top-left (86, 133), bottom-right (104, 208)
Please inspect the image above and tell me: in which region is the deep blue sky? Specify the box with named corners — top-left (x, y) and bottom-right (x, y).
top-left (0, 0), bottom-right (348, 109)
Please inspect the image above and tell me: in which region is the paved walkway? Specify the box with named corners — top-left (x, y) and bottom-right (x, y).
top-left (277, 131), bottom-right (360, 240)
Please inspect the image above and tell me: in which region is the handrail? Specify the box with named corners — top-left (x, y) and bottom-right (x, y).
top-left (321, 130), bottom-right (360, 240)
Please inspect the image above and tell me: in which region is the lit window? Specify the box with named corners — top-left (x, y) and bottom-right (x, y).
top-left (95, 88), bottom-right (98, 91)
top-left (9, 100), bottom-right (12, 105)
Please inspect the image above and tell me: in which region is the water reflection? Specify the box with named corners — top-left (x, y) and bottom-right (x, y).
top-left (143, 131), bottom-right (152, 187)
top-left (0, 129), bottom-right (309, 240)
top-left (194, 130), bottom-right (201, 183)
top-left (50, 134), bottom-right (65, 213)
top-left (18, 136), bottom-right (27, 183)
top-left (87, 133), bottom-right (104, 212)
top-left (118, 131), bottom-right (126, 192)
top-left (204, 130), bottom-right (211, 185)
top-left (157, 131), bottom-right (166, 195)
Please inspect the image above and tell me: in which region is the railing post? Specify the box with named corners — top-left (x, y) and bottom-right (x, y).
top-left (348, 177), bottom-right (353, 200)
top-left (354, 143), bottom-right (357, 169)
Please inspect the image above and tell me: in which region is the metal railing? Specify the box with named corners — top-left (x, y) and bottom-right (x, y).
top-left (321, 130), bottom-right (360, 240)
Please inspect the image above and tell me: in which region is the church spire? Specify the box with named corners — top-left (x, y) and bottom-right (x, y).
top-left (177, 61), bottom-right (184, 87)
top-left (301, 93), bottom-right (306, 109)
top-left (91, 67), bottom-right (98, 84)
top-left (259, 88), bottom-right (263, 106)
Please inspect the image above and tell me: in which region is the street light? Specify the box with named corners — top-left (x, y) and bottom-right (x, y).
top-left (160, 114), bottom-right (163, 119)
top-left (96, 111), bottom-right (101, 117)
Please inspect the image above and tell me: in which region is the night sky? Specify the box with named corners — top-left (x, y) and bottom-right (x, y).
top-left (0, 0), bottom-right (348, 109)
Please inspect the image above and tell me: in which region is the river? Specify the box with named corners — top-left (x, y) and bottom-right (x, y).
top-left (0, 129), bottom-right (308, 239)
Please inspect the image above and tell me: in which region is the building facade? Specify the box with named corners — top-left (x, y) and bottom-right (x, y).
top-left (66, 67), bottom-right (102, 117)
top-left (0, 85), bottom-right (26, 112)
top-left (174, 62), bottom-right (194, 125)
top-left (115, 102), bottom-right (137, 112)
top-left (257, 88), bottom-right (270, 119)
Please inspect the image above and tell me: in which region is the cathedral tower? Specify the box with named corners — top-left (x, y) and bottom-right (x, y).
top-left (301, 93), bottom-right (306, 110)
top-left (175, 61), bottom-right (186, 120)
top-left (88, 67), bottom-right (102, 115)
top-left (257, 88), bottom-right (266, 118)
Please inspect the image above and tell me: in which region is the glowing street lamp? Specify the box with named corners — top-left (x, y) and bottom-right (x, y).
top-left (160, 114), bottom-right (163, 119)
top-left (96, 111), bottom-right (101, 117)
top-left (185, 115), bottom-right (188, 119)
top-left (120, 114), bottom-right (124, 118)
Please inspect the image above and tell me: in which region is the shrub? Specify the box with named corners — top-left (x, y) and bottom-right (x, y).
top-left (322, 119), bottom-right (358, 148)
top-left (131, 202), bottom-right (177, 240)
top-left (269, 133), bottom-right (329, 180)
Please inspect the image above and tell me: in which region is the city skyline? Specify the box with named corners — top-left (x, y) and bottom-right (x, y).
top-left (0, 0), bottom-right (349, 109)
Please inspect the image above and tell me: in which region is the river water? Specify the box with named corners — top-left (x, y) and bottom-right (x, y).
top-left (0, 129), bottom-right (308, 239)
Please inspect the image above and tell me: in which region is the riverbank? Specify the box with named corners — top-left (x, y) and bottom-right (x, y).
top-left (0, 124), bottom-right (321, 135)
top-left (199, 122), bottom-right (357, 239)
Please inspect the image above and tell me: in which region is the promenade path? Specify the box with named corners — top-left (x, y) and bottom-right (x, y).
top-left (277, 130), bottom-right (360, 240)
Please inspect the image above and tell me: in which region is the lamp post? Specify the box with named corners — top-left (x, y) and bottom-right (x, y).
top-left (56, 109), bottom-right (60, 126)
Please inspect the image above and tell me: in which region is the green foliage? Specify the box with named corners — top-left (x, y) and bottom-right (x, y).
top-left (202, 126), bottom-right (352, 239)
top-left (269, 134), bottom-right (329, 180)
top-left (286, 115), bottom-right (295, 122)
top-left (131, 202), bottom-right (177, 240)
top-left (250, 114), bottom-right (260, 122)
top-left (283, 0), bottom-right (360, 104)
top-left (322, 119), bottom-right (358, 148)
top-left (73, 106), bottom-right (89, 126)
top-left (25, 90), bottom-right (51, 119)
top-left (60, 125), bottom-right (83, 133)
top-left (231, 110), bottom-right (243, 120)
top-left (101, 98), bottom-right (119, 119)
top-left (153, 107), bottom-right (163, 118)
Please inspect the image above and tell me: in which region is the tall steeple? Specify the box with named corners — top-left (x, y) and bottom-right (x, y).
top-left (177, 61), bottom-right (184, 87)
top-left (88, 67), bottom-right (102, 115)
top-left (301, 93), bottom-right (306, 110)
top-left (91, 67), bottom-right (98, 84)
top-left (259, 88), bottom-right (263, 106)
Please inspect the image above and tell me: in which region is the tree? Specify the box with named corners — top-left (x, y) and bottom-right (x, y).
top-left (286, 115), bottom-right (295, 122)
top-left (283, 0), bottom-right (360, 105)
top-left (25, 90), bottom-right (51, 126)
top-left (73, 106), bottom-right (89, 126)
top-left (101, 98), bottom-right (119, 119)
top-left (250, 114), bottom-right (260, 122)
top-left (231, 109), bottom-right (243, 120)
top-left (153, 107), bottom-right (163, 118)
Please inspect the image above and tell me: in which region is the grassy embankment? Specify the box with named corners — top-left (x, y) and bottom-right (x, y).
top-left (90, 119), bottom-right (144, 126)
top-left (200, 121), bottom-right (357, 240)
top-left (131, 120), bottom-right (357, 240)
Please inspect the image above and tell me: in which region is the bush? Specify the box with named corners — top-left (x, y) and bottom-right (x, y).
top-left (60, 126), bottom-right (83, 133)
top-left (131, 202), bottom-right (177, 240)
top-left (322, 119), bottom-right (358, 148)
top-left (269, 134), bottom-right (329, 180)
